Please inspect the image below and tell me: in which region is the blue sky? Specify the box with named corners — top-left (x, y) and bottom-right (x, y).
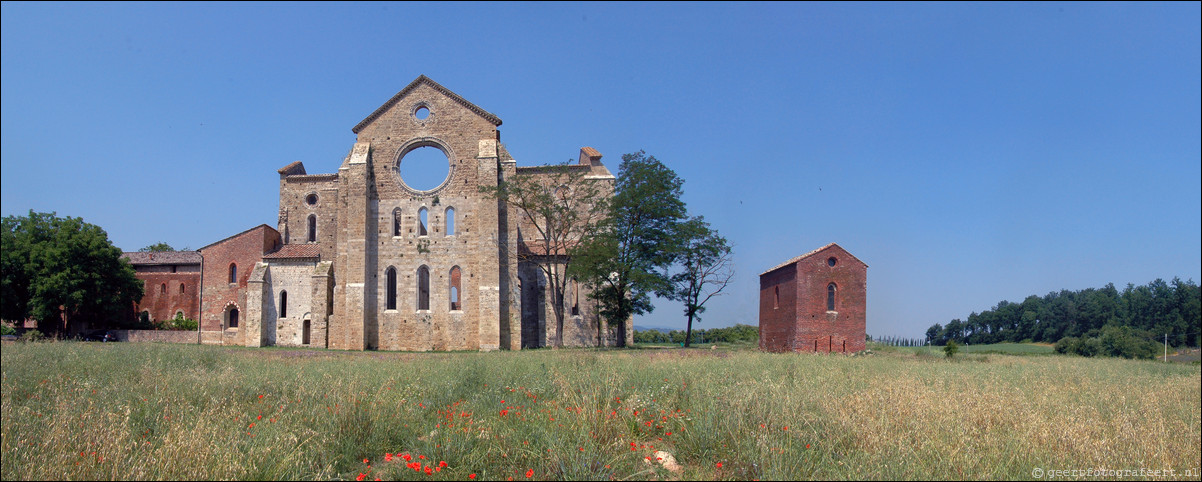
top-left (3, 2), bottom-right (1199, 339)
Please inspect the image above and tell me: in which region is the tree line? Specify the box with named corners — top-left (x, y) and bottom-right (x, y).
top-left (925, 278), bottom-right (1201, 351)
top-left (633, 324), bottom-right (758, 345)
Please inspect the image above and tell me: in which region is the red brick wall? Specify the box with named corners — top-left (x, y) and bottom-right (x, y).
top-left (199, 225), bottom-right (281, 344)
top-left (759, 264), bottom-right (797, 352)
top-left (759, 244), bottom-right (867, 353)
top-left (132, 271), bottom-right (201, 323)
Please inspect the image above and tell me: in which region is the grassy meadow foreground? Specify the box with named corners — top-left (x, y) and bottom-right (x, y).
top-left (2, 342), bottom-right (1199, 480)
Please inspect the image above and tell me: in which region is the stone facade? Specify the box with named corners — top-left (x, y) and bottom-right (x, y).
top-left (183, 75), bottom-right (627, 351)
top-left (759, 243), bottom-right (867, 353)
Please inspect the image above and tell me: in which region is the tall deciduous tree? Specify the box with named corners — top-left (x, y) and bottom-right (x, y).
top-left (668, 216), bottom-right (733, 348)
top-left (575, 151), bottom-right (688, 346)
top-left (482, 162), bottom-right (609, 348)
top-left (1, 211), bottom-right (143, 336)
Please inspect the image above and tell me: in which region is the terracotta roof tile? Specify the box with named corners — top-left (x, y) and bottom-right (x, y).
top-left (263, 243), bottom-right (321, 260)
top-left (759, 243), bottom-right (867, 276)
top-left (122, 251), bottom-right (202, 265)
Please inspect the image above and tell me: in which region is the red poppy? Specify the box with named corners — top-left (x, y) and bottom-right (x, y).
top-left (356, 473), bottom-right (366, 481)
top-left (500, 409), bottom-right (509, 416)
top-left (385, 453), bottom-right (393, 462)
top-left (363, 458), bottom-right (369, 464)
top-left (425, 466), bottom-right (433, 475)
top-left (439, 461), bottom-right (448, 468)
top-left (526, 469), bottom-right (534, 478)
top-left (717, 462), bottom-right (723, 468)
top-left (403, 453), bottom-right (412, 462)
top-left (470, 474), bottom-right (477, 479)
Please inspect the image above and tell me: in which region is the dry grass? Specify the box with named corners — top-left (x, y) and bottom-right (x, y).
top-left (2, 341), bottom-right (1199, 480)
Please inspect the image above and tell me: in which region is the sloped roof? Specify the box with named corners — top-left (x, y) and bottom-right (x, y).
top-left (263, 243), bottom-right (321, 260)
top-left (122, 251), bottom-right (202, 265)
top-left (759, 243), bottom-right (868, 276)
top-left (197, 224), bottom-right (278, 252)
top-left (352, 75), bottom-right (502, 133)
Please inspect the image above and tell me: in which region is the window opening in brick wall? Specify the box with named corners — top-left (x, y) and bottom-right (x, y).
top-left (418, 207), bottom-right (428, 236)
top-left (449, 266), bottom-right (462, 311)
top-left (302, 317), bottom-right (311, 345)
top-left (279, 290), bottom-right (288, 318)
top-left (306, 193), bottom-right (318, 205)
top-left (393, 208), bottom-right (403, 236)
top-left (160, 283), bottom-right (166, 294)
top-left (308, 215), bottom-right (317, 243)
top-left (180, 283), bottom-right (185, 294)
top-left (226, 307), bottom-right (239, 328)
top-left (386, 267), bottom-right (397, 310)
top-left (827, 282), bottom-right (837, 311)
top-left (774, 286), bottom-right (779, 309)
top-left (445, 207), bottom-right (455, 236)
top-left (229, 263), bottom-right (237, 284)
top-left (827, 256), bottom-right (837, 267)
top-left (171, 265), bottom-right (177, 273)
top-left (417, 266), bottom-right (430, 310)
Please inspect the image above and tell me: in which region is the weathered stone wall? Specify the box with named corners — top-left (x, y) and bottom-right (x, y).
top-left (278, 174), bottom-right (339, 261)
top-left (263, 259), bottom-right (317, 347)
top-left (111, 329), bottom-right (197, 344)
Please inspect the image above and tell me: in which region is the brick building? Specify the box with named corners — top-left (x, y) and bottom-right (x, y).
top-left (140, 75), bottom-right (625, 351)
top-left (122, 251), bottom-right (202, 324)
top-left (759, 243), bottom-right (867, 353)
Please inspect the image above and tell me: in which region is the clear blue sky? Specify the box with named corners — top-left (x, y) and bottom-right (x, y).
top-left (4, 2), bottom-right (1199, 339)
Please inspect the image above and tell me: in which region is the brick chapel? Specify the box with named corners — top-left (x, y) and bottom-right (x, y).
top-left (758, 243), bottom-right (867, 353)
top-left (127, 76), bottom-right (627, 351)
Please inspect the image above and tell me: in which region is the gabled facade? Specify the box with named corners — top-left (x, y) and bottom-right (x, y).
top-left (121, 251), bottom-right (202, 324)
top-left (225, 75), bottom-right (626, 351)
top-left (759, 243), bottom-right (867, 353)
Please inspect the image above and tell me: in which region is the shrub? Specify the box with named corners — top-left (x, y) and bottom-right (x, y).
top-left (1054, 337), bottom-right (1077, 354)
top-left (944, 340), bottom-right (959, 358)
top-left (0, 324), bottom-right (15, 336)
top-left (19, 330), bottom-right (45, 343)
top-left (156, 313), bottom-right (199, 331)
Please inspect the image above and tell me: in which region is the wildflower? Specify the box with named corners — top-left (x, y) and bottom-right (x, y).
top-left (419, 455), bottom-right (426, 460)
top-left (500, 409), bottom-right (509, 416)
top-left (717, 462), bottom-right (723, 468)
top-left (425, 466), bottom-right (434, 475)
top-left (470, 474), bottom-right (477, 479)
top-left (526, 469), bottom-right (534, 478)
top-left (363, 458), bottom-right (370, 464)
top-left (403, 453), bottom-right (412, 462)
top-left (356, 473), bottom-right (366, 481)
top-left (783, 426), bottom-right (788, 431)
top-left (806, 444), bottom-right (811, 449)
top-left (385, 453), bottom-right (393, 462)
top-left (439, 461), bottom-right (448, 468)
top-left (258, 394), bottom-right (264, 399)
top-left (257, 415), bottom-right (262, 420)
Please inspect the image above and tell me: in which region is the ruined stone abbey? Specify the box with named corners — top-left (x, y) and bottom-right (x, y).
top-left (128, 76), bottom-right (627, 351)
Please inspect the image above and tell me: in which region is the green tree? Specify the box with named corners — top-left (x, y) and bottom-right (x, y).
top-left (575, 151), bottom-right (688, 347)
top-left (1, 211), bottom-right (143, 337)
top-left (944, 340), bottom-right (959, 358)
top-left (667, 216), bottom-right (733, 348)
top-left (139, 242), bottom-right (175, 252)
top-left (481, 162), bottom-right (609, 348)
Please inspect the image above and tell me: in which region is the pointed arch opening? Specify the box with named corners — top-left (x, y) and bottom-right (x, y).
top-left (307, 214), bottom-right (317, 243)
top-left (416, 265), bottom-right (430, 310)
top-left (228, 263), bottom-right (237, 284)
top-left (279, 290), bottom-right (288, 318)
top-left (445, 207), bottom-right (456, 236)
top-left (827, 282), bottom-right (837, 311)
top-left (386, 266), bottom-right (397, 310)
top-left (418, 207), bottom-right (429, 236)
top-left (449, 266), bottom-right (462, 311)
top-left (392, 208), bottom-right (403, 236)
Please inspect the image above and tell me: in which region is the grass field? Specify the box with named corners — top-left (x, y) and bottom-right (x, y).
top-left (2, 341), bottom-right (1199, 480)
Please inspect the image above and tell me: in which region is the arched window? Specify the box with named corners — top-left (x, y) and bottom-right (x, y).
top-left (393, 208), bottom-right (403, 236)
top-left (226, 307), bottom-right (240, 328)
top-left (570, 278), bottom-right (580, 316)
top-left (279, 290), bottom-right (288, 318)
top-left (445, 207), bottom-right (455, 236)
top-left (160, 283), bottom-right (166, 294)
top-left (418, 207), bottom-right (429, 236)
top-left (417, 266), bottom-right (430, 310)
top-left (180, 283), bottom-right (186, 294)
top-left (449, 266), bottom-right (462, 311)
top-left (229, 263), bottom-right (237, 284)
top-left (773, 286), bottom-right (779, 309)
top-left (386, 267), bottom-right (397, 310)
top-left (827, 282), bottom-right (837, 311)
top-left (307, 215), bottom-right (317, 243)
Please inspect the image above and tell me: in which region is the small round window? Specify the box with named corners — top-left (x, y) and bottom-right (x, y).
top-left (415, 106), bottom-right (430, 120)
top-left (827, 257), bottom-right (837, 267)
top-left (305, 193), bottom-right (318, 205)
